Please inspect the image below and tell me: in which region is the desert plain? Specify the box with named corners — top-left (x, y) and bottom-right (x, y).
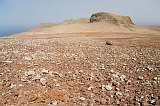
top-left (0, 12), bottom-right (160, 106)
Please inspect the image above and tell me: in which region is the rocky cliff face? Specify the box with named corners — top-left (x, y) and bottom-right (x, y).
top-left (90, 12), bottom-right (134, 27)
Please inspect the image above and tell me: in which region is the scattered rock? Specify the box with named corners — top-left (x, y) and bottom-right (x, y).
top-left (105, 85), bottom-right (112, 91)
top-left (115, 91), bottom-right (123, 96)
top-left (153, 77), bottom-right (158, 80)
top-left (55, 84), bottom-right (60, 87)
top-left (24, 56), bottom-right (32, 60)
top-left (27, 70), bottom-right (36, 76)
top-left (90, 73), bottom-right (94, 80)
top-left (3, 60), bottom-right (13, 63)
top-left (110, 69), bottom-right (115, 73)
top-left (51, 101), bottom-right (58, 106)
top-left (18, 84), bottom-right (23, 87)
top-left (42, 69), bottom-right (49, 74)
top-left (105, 41), bottom-right (112, 45)
top-left (100, 98), bottom-right (106, 105)
top-left (150, 99), bottom-right (156, 104)
top-left (138, 76), bottom-right (144, 80)
top-left (21, 76), bottom-right (28, 82)
top-left (100, 64), bottom-right (105, 70)
top-left (80, 97), bottom-right (86, 101)
top-left (0, 23), bottom-right (160, 106)
top-left (32, 74), bottom-right (41, 80)
top-left (40, 78), bottom-right (47, 86)
top-left (102, 85), bottom-right (106, 90)
top-left (9, 84), bottom-right (16, 89)
top-left (53, 72), bottom-right (63, 78)
top-left (120, 75), bottom-right (126, 81)
top-left (88, 85), bottom-right (94, 91)
top-left (146, 66), bottom-right (153, 71)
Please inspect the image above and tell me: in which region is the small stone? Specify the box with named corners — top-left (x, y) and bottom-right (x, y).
top-left (132, 58), bottom-right (136, 60)
top-left (115, 91), bottom-right (123, 96)
top-left (4, 60), bottom-right (13, 63)
top-left (110, 69), bottom-right (115, 73)
top-left (24, 72), bottom-right (29, 77)
top-left (53, 72), bottom-right (63, 78)
top-left (116, 88), bottom-right (120, 91)
top-left (153, 77), bottom-right (158, 80)
top-left (18, 84), bottom-right (23, 87)
top-left (150, 99), bottom-right (156, 104)
top-left (42, 69), bottom-right (49, 74)
top-left (110, 95), bottom-right (114, 98)
top-left (123, 93), bottom-right (129, 97)
top-left (100, 64), bottom-right (105, 70)
top-left (112, 81), bottom-right (120, 86)
top-left (88, 86), bottom-right (94, 91)
top-left (100, 98), bottom-right (106, 105)
top-left (80, 97), bottom-right (85, 101)
top-left (90, 73), bottom-right (94, 80)
top-left (27, 71), bottom-right (35, 76)
top-left (9, 84), bottom-right (16, 89)
top-left (146, 65), bottom-right (153, 71)
top-left (79, 70), bottom-right (83, 73)
top-left (116, 100), bottom-right (120, 105)
top-left (5, 82), bottom-right (11, 87)
top-left (112, 74), bottom-right (119, 79)
top-left (126, 80), bottom-right (131, 85)
top-left (53, 79), bottom-right (57, 82)
top-left (21, 76), bottom-right (28, 82)
top-left (120, 75), bottom-right (126, 81)
top-left (102, 85), bottom-right (106, 90)
top-left (52, 101), bottom-right (58, 106)
top-left (32, 74), bottom-right (41, 80)
top-left (105, 85), bottom-right (112, 91)
top-left (90, 93), bottom-right (94, 98)
top-left (79, 82), bottom-right (85, 85)
top-left (68, 71), bottom-right (72, 74)
top-left (138, 76), bottom-right (143, 80)
top-left (55, 84), bottom-right (60, 87)
top-left (24, 56), bottom-right (32, 60)
top-left (40, 78), bottom-right (47, 86)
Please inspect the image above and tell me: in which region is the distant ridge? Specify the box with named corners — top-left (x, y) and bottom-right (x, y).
top-left (29, 23), bottom-right (58, 31)
top-left (10, 12), bottom-right (160, 37)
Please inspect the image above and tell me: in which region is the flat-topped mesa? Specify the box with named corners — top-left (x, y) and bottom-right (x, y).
top-left (90, 12), bottom-right (134, 27)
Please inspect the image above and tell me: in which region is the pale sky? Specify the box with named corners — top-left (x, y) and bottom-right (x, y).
top-left (0, 0), bottom-right (160, 36)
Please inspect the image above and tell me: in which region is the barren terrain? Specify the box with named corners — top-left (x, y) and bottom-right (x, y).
top-left (0, 12), bottom-right (160, 106)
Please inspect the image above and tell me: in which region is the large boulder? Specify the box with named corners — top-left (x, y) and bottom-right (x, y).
top-left (90, 12), bottom-right (134, 27)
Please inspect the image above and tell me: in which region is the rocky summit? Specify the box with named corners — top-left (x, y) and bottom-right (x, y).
top-left (0, 12), bottom-right (160, 106)
top-left (90, 12), bottom-right (134, 27)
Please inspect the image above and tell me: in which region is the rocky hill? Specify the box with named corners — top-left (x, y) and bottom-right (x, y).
top-left (90, 12), bottom-right (134, 27)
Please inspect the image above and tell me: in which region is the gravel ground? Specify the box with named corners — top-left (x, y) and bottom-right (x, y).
top-left (0, 33), bottom-right (160, 106)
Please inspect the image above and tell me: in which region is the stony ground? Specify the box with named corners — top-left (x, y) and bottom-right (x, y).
top-left (0, 33), bottom-right (160, 106)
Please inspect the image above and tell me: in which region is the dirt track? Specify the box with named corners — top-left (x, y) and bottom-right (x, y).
top-left (0, 33), bottom-right (160, 106)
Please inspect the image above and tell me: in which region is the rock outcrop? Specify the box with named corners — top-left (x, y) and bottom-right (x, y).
top-left (90, 12), bottom-right (134, 27)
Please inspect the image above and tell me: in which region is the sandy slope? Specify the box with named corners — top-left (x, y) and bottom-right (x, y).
top-left (9, 19), bottom-right (159, 38)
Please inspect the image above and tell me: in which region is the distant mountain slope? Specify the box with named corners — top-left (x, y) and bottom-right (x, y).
top-left (146, 26), bottom-right (160, 32)
top-left (10, 12), bottom-right (160, 37)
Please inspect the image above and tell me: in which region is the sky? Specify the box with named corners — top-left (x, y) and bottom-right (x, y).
top-left (0, 0), bottom-right (160, 36)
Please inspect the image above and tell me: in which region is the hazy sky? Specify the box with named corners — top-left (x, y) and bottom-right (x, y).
top-left (0, 0), bottom-right (160, 36)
